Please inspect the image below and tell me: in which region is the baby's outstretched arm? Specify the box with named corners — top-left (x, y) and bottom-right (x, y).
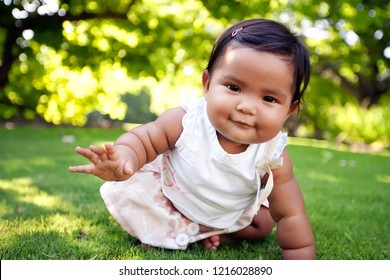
top-left (69, 107), bottom-right (185, 181)
top-left (268, 150), bottom-right (316, 260)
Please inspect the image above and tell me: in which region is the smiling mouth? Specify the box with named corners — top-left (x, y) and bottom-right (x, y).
top-left (232, 119), bottom-right (253, 128)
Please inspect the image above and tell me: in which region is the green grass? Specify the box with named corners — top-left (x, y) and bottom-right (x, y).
top-left (0, 125), bottom-right (389, 260)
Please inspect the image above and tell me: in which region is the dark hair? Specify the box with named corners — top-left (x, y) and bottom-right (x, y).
top-left (206, 18), bottom-right (310, 106)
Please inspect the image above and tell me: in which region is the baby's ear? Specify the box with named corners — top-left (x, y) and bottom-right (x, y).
top-left (287, 101), bottom-right (299, 117)
top-left (202, 71), bottom-right (210, 96)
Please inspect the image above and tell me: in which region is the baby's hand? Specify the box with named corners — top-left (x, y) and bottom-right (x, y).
top-left (68, 143), bottom-right (134, 181)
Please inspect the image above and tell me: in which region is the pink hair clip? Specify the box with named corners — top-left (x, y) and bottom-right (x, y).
top-left (232, 27), bottom-right (243, 37)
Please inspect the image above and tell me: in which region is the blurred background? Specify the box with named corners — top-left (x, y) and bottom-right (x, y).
top-left (0, 0), bottom-right (389, 150)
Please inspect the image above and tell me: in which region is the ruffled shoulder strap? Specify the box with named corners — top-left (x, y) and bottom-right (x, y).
top-left (251, 132), bottom-right (287, 212)
top-left (261, 131), bottom-right (287, 169)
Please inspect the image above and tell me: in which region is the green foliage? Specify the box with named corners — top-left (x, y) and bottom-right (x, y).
top-left (0, 126), bottom-right (389, 259)
top-left (0, 0), bottom-right (223, 124)
top-left (301, 76), bottom-right (390, 148)
top-left (296, 0), bottom-right (390, 105)
top-left (0, 0), bottom-right (389, 147)
top-left (121, 90), bottom-right (157, 124)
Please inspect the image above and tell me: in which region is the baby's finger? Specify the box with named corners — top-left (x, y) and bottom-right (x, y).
top-left (75, 146), bottom-right (99, 164)
top-left (104, 143), bottom-right (119, 161)
top-left (68, 164), bottom-right (95, 174)
top-left (89, 145), bottom-right (108, 161)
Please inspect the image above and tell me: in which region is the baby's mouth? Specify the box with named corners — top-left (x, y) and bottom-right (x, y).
top-left (232, 119), bottom-right (253, 128)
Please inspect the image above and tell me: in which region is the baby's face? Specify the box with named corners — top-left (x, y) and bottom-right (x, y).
top-left (203, 45), bottom-right (297, 149)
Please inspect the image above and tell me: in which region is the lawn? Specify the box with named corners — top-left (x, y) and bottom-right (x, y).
top-left (0, 125), bottom-right (389, 260)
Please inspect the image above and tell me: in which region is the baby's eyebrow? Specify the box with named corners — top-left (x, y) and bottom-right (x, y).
top-left (221, 74), bottom-right (246, 85)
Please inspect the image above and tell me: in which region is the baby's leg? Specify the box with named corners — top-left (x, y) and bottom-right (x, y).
top-left (231, 206), bottom-right (275, 240)
top-left (202, 206), bottom-right (275, 249)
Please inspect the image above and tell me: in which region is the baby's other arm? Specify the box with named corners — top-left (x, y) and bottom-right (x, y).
top-left (268, 150), bottom-right (316, 260)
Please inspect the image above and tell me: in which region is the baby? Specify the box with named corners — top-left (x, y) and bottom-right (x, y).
top-left (69, 18), bottom-right (315, 259)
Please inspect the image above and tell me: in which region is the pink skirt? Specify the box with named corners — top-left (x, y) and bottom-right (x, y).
top-left (100, 157), bottom-right (259, 250)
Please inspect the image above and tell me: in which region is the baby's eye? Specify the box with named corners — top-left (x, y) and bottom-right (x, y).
top-left (263, 96), bottom-right (277, 103)
top-left (227, 85), bottom-right (241, 92)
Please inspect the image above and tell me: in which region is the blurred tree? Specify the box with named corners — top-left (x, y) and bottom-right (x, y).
top-left (0, 0), bottom-right (220, 124)
top-left (0, 0), bottom-right (389, 147)
top-left (0, 0), bottom-right (132, 123)
top-left (292, 0), bottom-right (390, 108)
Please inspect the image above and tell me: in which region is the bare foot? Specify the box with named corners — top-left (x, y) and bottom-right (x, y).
top-left (202, 234), bottom-right (238, 250)
top-left (203, 235), bottom-right (220, 250)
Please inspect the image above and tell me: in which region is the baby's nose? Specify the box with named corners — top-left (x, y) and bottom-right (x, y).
top-left (236, 99), bottom-right (256, 115)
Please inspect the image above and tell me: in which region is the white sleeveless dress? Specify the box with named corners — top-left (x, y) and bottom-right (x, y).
top-left (100, 98), bottom-right (287, 249)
